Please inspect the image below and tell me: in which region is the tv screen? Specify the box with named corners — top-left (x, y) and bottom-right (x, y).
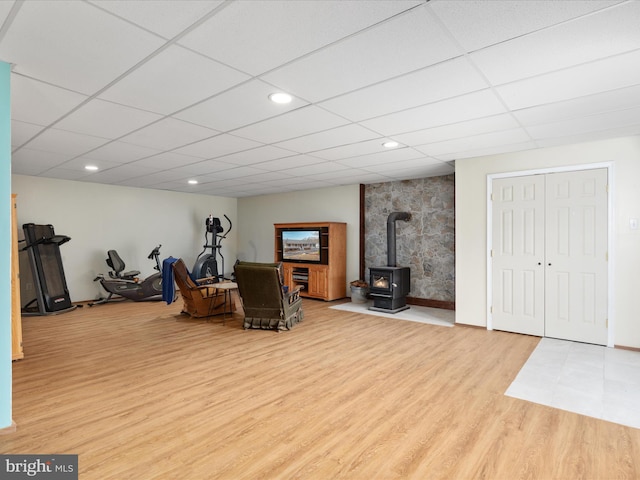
top-left (282, 229), bottom-right (321, 263)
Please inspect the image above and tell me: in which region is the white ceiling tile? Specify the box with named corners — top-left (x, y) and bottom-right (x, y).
top-left (99, 45), bottom-right (250, 115)
top-left (430, 0), bottom-right (619, 51)
top-left (364, 157), bottom-right (444, 173)
top-left (0, 1), bottom-right (165, 94)
top-left (229, 171), bottom-right (296, 184)
top-left (117, 170), bottom-right (186, 187)
top-left (232, 187), bottom-right (280, 197)
top-left (526, 106), bottom-right (640, 140)
top-left (147, 179), bottom-right (195, 191)
top-left (470, 1), bottom-right (640, 84)
top-left (129, 151), bottom-right (202, 170)
top-left (161, 161), bottom-right (235, 177)
top-left (337, 147), bottom-right (424, 168)
top-left (199, 165), bottom-right (269, 180)
top-left (56, 157), bottom-right (124, 172)
top-left (205, 177), bottom-right (265, 188)
top-left (185, 182), bottom-right (239, 194)
top-left (251, 154), bottom-right (325, 172)
top-left (268, 161), bottom-right (349, 178)
top-left (11, 120), bottom-right (44, 150)
top-left (361, 89), bottom-right (507, 136)
top-left (287, 180), bottom-right (336, 191)
top-left (310, 138), bottom-right (397, 161)
top-left (119, 117), bottom-right (218, 150)
top-left (274, 124), bottom-right (380, 154)
top-left (382, 163), bottom-right (455, 180)
top-left (43, 167), bottom-right (94, 181)
top-left (178, 0), bottom-right (423, 76)
top-left (177, 175), bottom-right (221, 186)
top-left (513, 84), bottom-right (640, 126)
top-left (88, 0), bottom-right (223, 39)
top-left (333, 171), bottom-right (391, 184)
top-left (216, 145), bottom-right (297, 166)
top-left (55, 99), bottom-right (162, 139)
top-left (83, 164), bottom-right (161, 184)
top-left (262, 7), bottom-right (462, 102)
top-left (496, 49), bottom-right (640, 110)
top-left (318, 57), bottom-right (489, 122)
top-left (434, 141), bottom-right (537, 161)
top-left (259, 176), bottom-right (318, 187)
top-left (82, 141), bottom-right (162, 163)
top-left (11, 148), bottom-right (72, 175)
top-left (10, 74), bottom-right (88, 125)
top-left (535, 124), bottom-right (640, 148)
top-left (415, 128), bottom-right (532, 157)
top-left (233, 106), bottom-right (350, 144)
top-left (21, 128), bottom-right (110, 157)
top-left (0, 1), bottom-right (15, 25)
top-left (307, 167), bottom-right (373, 182)
top-left (3, 0), bottom-right (640, 198)
top-left (173, 134), bottom-right (263, 159)
top-left (173, 79), bottom-right (309, 132)
top-left (392, 114), bottom-right (520, 146)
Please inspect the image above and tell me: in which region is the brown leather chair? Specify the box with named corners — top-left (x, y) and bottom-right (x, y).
top-left (171, 258), bottom-right (234, 318)
top-left (234, 261), bottom-right (304, 331)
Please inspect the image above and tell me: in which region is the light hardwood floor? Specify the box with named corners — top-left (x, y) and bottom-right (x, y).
top-left (3, 298), bottom-right (639, 479)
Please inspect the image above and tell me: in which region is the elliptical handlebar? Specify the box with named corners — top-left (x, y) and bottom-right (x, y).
top-left (148, 244), bottom-right (161, 260)
top-left (220, 214), bottom-right (232, 239)
top-left (148, 244), bottom-right (162, 271)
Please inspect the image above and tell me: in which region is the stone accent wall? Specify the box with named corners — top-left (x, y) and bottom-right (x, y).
top-left (364, 175), bottom-right (455, 302)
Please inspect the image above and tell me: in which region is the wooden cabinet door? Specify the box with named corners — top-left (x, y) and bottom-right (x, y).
top-left (308, 267), bottom-right (328, 298)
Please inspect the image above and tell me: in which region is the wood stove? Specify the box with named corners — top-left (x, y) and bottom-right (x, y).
top-left (369, 266), bottom-right (410, 313)
top-left (369, 211), bottom-right (411, 314)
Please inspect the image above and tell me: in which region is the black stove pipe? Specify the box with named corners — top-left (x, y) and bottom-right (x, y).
top-left (387, 211), bottom-right (411, 267)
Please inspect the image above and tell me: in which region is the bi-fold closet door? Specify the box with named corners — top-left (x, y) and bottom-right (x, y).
top-left (491, 168), bottom-right (608, 345)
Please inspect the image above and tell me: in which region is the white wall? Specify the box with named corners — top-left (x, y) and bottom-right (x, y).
top-left (11, 175), bottom-right (237, 302)
top-left (455, 135), bottom-right (640, 349)
top-left (237, 185), bottom-right (361, 293)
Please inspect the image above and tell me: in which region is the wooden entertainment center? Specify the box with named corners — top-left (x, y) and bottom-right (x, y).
top-left (274, 222), bottom-right (346, 301)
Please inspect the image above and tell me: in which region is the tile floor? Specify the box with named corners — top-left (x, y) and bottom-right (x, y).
top-left (506, 337), bottom-right (640, 429)
top-left (330, 301), bottom-right (455, 327)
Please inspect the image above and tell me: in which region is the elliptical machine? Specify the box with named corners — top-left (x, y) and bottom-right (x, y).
top-left (89, 245), bottom-right (165, 306)
top-left (192, 214), bottom-right (231, 281)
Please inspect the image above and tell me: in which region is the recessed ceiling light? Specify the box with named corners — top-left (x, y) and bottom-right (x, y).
top-left (188, 179), bottom-right (198, 185)
top-left (84, 165), bottom-right (99, 171)
top-left (382, 141), bottom-right (399, 149)
top-left (269, 92), bottom-right (293, 104)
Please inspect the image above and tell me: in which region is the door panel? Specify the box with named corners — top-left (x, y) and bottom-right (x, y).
top-left (492, 176), bottom-right (545, 336)
top-left (491, 168), bottom-right (608, 345)
top-left (545, 169), bottom-right (608, 344)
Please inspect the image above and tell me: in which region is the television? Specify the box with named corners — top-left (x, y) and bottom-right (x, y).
top-left (280, 228), bottom-right (323, 263)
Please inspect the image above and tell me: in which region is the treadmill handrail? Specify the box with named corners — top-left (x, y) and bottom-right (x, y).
top-left (21, 234), bottom-right (71, 251)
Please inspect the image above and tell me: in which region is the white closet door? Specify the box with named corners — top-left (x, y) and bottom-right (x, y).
top-left (491, 175), bottom-right (545, 336)
top-left (544, 169), bottom-right (608, 345)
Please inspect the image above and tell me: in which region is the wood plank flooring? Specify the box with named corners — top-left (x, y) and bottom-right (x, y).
top-left (2, 298), bottom-right (639, 479)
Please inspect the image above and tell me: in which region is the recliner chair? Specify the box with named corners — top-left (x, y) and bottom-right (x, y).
top-left (234, 261), bottom-right (304, 331)
top-left (171, 258), bottom-right (232, 318)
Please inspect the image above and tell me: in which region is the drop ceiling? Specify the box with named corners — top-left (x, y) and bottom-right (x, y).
top-left (2, 0), bottom-right (639, 198)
